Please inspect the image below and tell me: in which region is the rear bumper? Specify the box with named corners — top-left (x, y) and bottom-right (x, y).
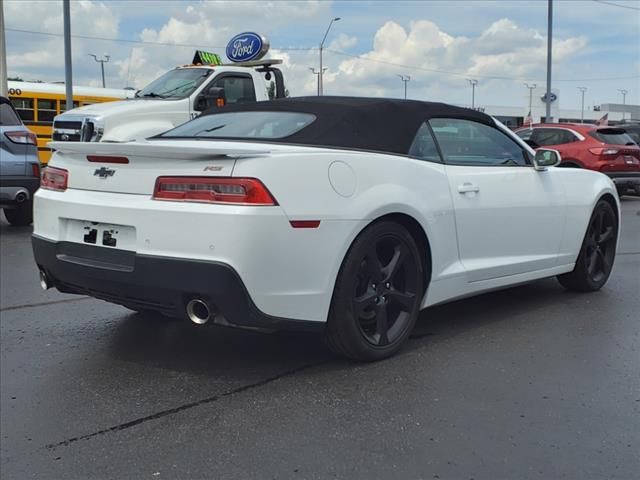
top-left (606, 172), bottom-right (640, 190)
top-left (0, 176), bottom-right (39, 206)
top-left (32, 235), bottom-right (322, 332)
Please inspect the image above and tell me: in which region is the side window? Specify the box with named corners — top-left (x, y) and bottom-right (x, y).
top-left (408, 123), bottom-right (442, 162)
top-left (559, 129), bottom-right (579, 144)
top-left (61, 100), bottom-right (79, 111)
top-left (37, 99), bottom-right (57, 122)
top-left (516, 129), bottom-right (533, 141)
top-left (0, 102), bottom-right (22, 126)
top-left (10, 97), bottom-right (34, 122)
top-left (429, 118), bottom-right (528, 166)
top-left (212, 75), bottom-right (256, 104)
top-left (532, 128), bottom-right (566, 146)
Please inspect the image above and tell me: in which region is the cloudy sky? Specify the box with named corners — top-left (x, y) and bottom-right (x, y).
top-left (4, 0), bottom-right (640, 111)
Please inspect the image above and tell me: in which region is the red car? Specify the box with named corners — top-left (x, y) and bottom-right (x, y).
top-left (515, 123), bottom-right (640, 196)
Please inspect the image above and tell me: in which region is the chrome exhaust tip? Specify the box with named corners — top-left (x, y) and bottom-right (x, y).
top-left (39, 270), bottom-right (51, 290)
top-left (15, 191), bottom-right (27, 203)
top-left (186, 299), bottom-right (211, 325)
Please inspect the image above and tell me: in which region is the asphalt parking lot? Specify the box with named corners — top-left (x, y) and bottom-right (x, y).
top-left (1, 198), bottom-right (639, 480)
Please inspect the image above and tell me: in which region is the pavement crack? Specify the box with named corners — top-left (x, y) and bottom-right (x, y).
top-left (0, 297), bottom-right (92, 312)
top-left (45, 360), bottom-right (328, 450)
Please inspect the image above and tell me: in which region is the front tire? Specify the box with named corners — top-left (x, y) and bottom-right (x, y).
top-left (557, 200), bottom-right (618, 292)
top-left (3, 201), bottom-right (33, 226)
top-left (325, 221), bottom-right (425, 361)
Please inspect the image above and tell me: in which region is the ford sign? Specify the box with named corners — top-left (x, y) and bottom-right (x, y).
top-left (226, 32), bottom-right (269, 63)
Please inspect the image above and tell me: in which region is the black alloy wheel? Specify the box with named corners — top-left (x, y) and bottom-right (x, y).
top-left (325, 221), bottom-right (425, 361)
top-left (557, 199), bottom-right (618, 292)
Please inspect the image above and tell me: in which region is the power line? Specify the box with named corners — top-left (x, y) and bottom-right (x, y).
top-left (8, 27), bottom-right (640, 84)
top-left (326, 48), bottom-right (640, 82)
top-left (592, 0), bottom-right (640, 11)
top-left (5, 27), bottom-right (315, 51)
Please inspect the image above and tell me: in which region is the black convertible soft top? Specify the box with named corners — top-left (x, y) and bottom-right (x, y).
top-left (201, 96), bottom-right (495, 155)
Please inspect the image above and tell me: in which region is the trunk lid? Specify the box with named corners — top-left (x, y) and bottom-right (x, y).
top-left (47, 140), bottom-right (272, 195)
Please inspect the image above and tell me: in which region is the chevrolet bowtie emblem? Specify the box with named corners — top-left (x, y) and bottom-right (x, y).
top-left (94, 167), bottom-right (116, 179)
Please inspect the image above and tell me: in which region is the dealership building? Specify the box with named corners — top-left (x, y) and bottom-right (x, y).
top-left (467, 86), bottom-right (639, 128)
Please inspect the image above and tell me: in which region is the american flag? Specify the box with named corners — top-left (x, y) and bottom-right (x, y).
top-left (524, 110), bottom-right (533, 129)
top-left (596, 113), bottom-right (609, 126)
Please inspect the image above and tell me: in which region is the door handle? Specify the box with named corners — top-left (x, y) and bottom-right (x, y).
top-left (457, 182), bottom-right (480, 194)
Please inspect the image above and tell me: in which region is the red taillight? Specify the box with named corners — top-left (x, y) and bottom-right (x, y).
top-left (32, 163), bottom-right (40, 178)
top-left (4, 130), bottom-right (37, 145)
top-left (589, 147), bottom-right (619, 156)
top-left (153, 177), bottom-right (277, 205)
top-left (87, 155), bottom-right (129, 164)
top-left (41, 167), bottom-right (68, 192)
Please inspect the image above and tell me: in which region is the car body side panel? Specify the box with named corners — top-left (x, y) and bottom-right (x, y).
top-left (231, 153), bottom-right (463, 310)
top-left (554, 168), bottom-right (621, 264)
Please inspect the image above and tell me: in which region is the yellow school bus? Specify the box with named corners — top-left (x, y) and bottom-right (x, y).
top-left (7, 81), bottom-right (135, 163)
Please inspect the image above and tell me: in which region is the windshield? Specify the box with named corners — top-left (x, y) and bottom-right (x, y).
top-left (160, 111), bottom-right (316, 139)
top-left (136, 68), bottom-right (212, 99)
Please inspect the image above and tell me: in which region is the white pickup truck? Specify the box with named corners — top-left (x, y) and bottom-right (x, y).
top-left (52, 59), bottom-right (286, 143)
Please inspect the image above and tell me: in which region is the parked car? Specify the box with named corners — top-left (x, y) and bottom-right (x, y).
top-left (33, 97), bottom-right (619, 361)
top-left (515, 123), bottom-right (640, 196)
top-left (0, 96), bottom-right (40, 226)
top-left (617, 121), bottom-right (640, 146)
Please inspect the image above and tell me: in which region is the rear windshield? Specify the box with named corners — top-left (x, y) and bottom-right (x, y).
top-left (589, 129), bottom-right (635, 145)
top-left (160, 111), bottom-right (316, 139)
top-left (0, 102), bottom-right (22, 126)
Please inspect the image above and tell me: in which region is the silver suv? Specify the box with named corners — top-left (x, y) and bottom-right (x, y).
top-left (0, 96), bottom-right (40, 226)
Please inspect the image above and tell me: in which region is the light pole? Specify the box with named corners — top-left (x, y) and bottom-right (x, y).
top-left (524, 83), bottom-right (536, 116)
top-left (468, 79), bottom-right (478, 109)
top-left (309, 67), bottom-right (326, 96)
top-left (319, 17), bottom-right (340, 96)
top-left (398, 75), bottom-right (410, 99)
top-left (545, 0), bottom-right (553, 123)
top-left (577, 87), bottom-right (587, 123)
top-left (63, 0), bottom-right (73, 111)
top-left (89, 54), bottom-right (110, 88)
top-left (618, 89), bottom-right (628, 120)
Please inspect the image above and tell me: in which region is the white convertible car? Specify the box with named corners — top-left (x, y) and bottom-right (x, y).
top-left (33, 97), bottom-right (620, 361)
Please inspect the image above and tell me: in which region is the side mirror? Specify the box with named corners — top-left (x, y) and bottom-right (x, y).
top-left (533, 148), bottom-right (561, 171)
top-left (194, 87), bottom-right (226, 112)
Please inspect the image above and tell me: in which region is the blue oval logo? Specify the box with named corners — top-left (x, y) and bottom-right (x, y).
top-left (541, 92), bottom-right (557, 103)
top-left (226, 32), bottom-right (270, 63)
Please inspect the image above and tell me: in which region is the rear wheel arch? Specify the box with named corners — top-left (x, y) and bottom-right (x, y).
top-left (336, 212), bottom-right (433, 297)
top-left (558, 160), bottom-right (583, 168)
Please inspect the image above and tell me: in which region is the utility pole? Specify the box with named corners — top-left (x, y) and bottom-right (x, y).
top-left (309, 67), bottom-right (326, 96)
top-left (468, 79), bottom-right (478, 109)
top-left (618, 89), bottom-right (628, 120)
top-left (0, 0), bottom-right (8, 97)
top-left (63, 0), bottom-right (73, 111)
top-left (545, 0), bottom-right (553, 123)
top-left (398, 75), bottom-right (410, 99)
top-left (319, 17), bottom-right (340, 96)
top-left (577, 87), bottom-right (587, 123)
top-left (89, 54), bottom-right (110, 88)
top-left (524, 83), bottom-right (536, 115)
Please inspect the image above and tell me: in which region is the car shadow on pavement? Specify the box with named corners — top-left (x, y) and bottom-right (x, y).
top-left (105, 277), bottom-right (581, 375)
top-left (107, 313), bottom-right (332, 374)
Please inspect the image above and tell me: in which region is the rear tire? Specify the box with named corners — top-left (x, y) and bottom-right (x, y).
top-left (3, 201), bottom-right (33, 226)
top-left (324, 221), bottom-right (425, 361)
top-left (557, 200), bottom-right (617, 292)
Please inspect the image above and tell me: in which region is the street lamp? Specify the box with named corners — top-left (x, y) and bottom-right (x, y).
top-left (618, 89), bottom-right (628, 120)
top-left (577, 87), bottom-right (587, 123)
top-left (319, 17), bottom-right (341, 96)
top-left (89, 53), bottom-right (110, 88)
top-left (309, 67), bottom-right (327, 96)
top-left (468, 79), bottom-right (478, 109)
top-left (398, 75), bottom-right (410, 99)
top-left (524, 83), bottom-right (536, 116)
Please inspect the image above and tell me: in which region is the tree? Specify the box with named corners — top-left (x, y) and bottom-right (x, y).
top-left (268, 81), bottom-right (275, 100)
top-left (8, 76), bottom-right (23, 81)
